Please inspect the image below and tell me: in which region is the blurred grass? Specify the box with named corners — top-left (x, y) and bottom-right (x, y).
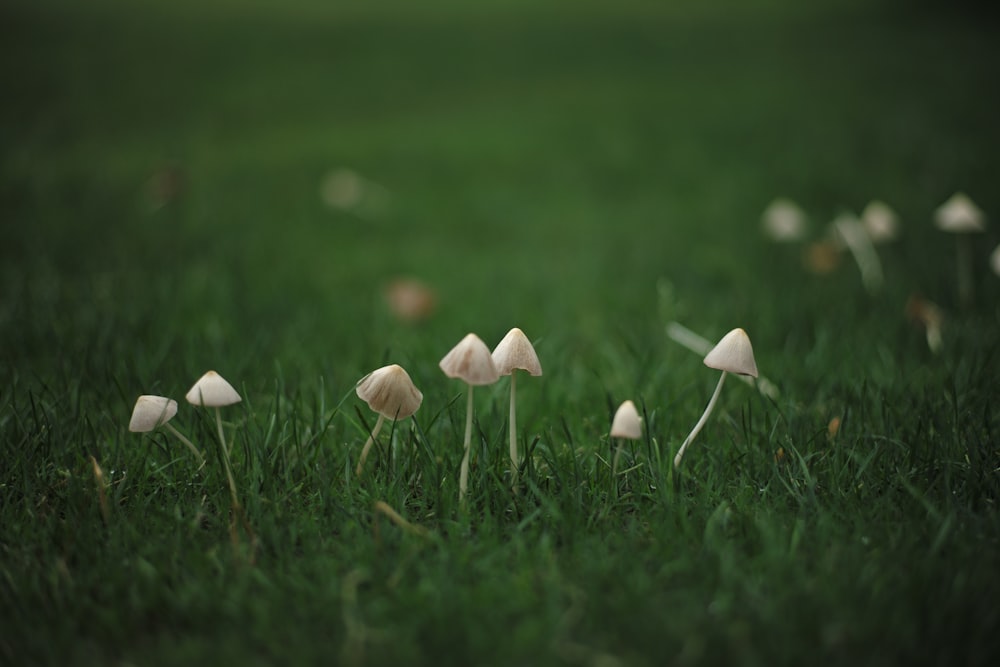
top-left (1, 0), bottom-right (999, 665)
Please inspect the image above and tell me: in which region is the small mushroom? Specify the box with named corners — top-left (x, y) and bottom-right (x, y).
top-left (934, 192), bottom-right (986, 306)
top-left (129, 394), bottom-right (203, 465)
top-left (491, 327), bottom-right (542, 490)
top-left (186, 371), bottom-right (244, 525)
top-left (761, 197), bottom-right (808, 242)
top-left (860, 200), bottom-right (900, 243)
top-left (440, 333), bottom-right (500, 502)
top-left (906, 295), bottom-right (944, 354)
top-left (610, 400), bottom-right (642, 475)
top-left (354, 364), bottom-right (423, 475)
top-left (674, 328), bottom-right (759, 470)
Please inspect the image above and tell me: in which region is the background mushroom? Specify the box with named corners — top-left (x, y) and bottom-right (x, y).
top-left (440, 333), bottom-right (500, 503)
top-left (354, 364), bottom-right (423, 475)
top-left (934, 192), bottom-right (986, 306)
top-left (491, 327), bottom-right (542, 491)
top-left (674, 328), bottom-right (759, 470)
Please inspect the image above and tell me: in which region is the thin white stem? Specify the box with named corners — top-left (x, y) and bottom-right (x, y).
top-left (459, 385), bottom-right (474, 503)
top-left (355, 413), bottom-right (386, 476)
top-left (509, 371), bottom-right (519, 492)
top-left (612, 439), bottom-right (624, 476)
top-left (674, 371), bottom-right (727, 469)
top-left (163, 422), bottom-right (204, 467)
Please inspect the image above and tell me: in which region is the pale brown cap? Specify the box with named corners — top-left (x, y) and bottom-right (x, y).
top-left (129, 395), bottom-right (178, 432)
top-left (492, 327), bottom-right (542, 377)
top-left (934, 192), bottom-right (986, 233)
top-left (704, 328), bottom-right (759, 377)
top-left (610, 400), bottom-right (642, 440)
top-left (761, 197), bottom-right (808, 242)
top-left (356, 364), bottom-right (423, 420)
top-left (185, 370), bottom-right (242, 407)
top-left (439, 333), bottom-right (500, 386)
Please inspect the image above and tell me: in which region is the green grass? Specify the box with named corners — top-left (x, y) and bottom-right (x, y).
top-left (2, 0), bottom-right (1000, 665)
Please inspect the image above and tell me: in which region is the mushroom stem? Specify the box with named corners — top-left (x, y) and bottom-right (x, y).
top-left (957, 235), bottom-right (973, 307)
top-left (356, 413), bottom-right (387, 476)
top-left (459, 385), bottom-right (474, 503)
top-left (612, 438), bottom-right (625, 476)
top-left (674, 371), bottom-right (728, 469)
top-left (163, 422), bottom-right (205, 467)
top-left (509, 371), bottom-right (519, 492)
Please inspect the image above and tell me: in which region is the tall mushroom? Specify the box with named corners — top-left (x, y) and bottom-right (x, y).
top-left (129, 394), bottom-right (203, 465)
top-left (186, 371), bottom-right (244, 527)
top-left (674, 328), bottom-right (758, 470)
top-left (491, 327), bottom-right (542, 490)
top-left (440, 333), bottom-right (500, 502)
top-left (934, 192), bottom-right (986, 306)
top-left (610, 399), bottom-right (642, 475)
top-left (354, 364), bottom-right (423, 475)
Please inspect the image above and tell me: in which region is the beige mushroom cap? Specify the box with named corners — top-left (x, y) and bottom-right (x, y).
top-left (129, 395), bottom-right (178, 432)
top-left (861, 200), bottom-right (900, 243)
top-left (934, 192), bottom-right (986, 233)
top-left (610, 400), bottom-right (642, 440)
top-left (704, 328), bottom-right (759, 378)
top-left (185, 370), bottom-right (242, 407)
top-left (439, 333), bottom-right (500, 386)
top-left (356, 364), bottom-right (423, 420)
top-left (492, 327), bottom-right (542, 377)
top-left (761, 197), bottom-right (808, 242)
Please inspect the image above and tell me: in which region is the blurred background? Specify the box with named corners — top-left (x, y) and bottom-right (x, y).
top-left (2, 0), bottom-right (999, 391)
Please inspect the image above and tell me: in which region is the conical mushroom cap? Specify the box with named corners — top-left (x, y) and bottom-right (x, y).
top-left (439, 333), bottom-right (500, 386)
top-left (129, 395), bottom-right (178, 432)
top-left (934, 192), bottom-right (986, 233)
top-left (703, 328), bottom-right (759, 377)
top-left (185, 370), bottom-right (242, 407)
top-left (356, 364), bottom-right (423, 420)
top-left (492, 327), bottom-right (542, 377)
top-left (610, 400), bottom-right (642, 440)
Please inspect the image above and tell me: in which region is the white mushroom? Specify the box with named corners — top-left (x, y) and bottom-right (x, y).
top-left (934, 192), bottom-right (987, 306)
top-left (491, 327), bottom-right (542, 490)
top-left (610, 400), bottom-right (642, 475)
top-left (354, 364), bottom-right (423, 475)
top-left (128, 395), bottom-right (204, 465)
top-left (674, 328), bottom-right (759, 470)
top-left (440, 333), bottom-right (500, 502)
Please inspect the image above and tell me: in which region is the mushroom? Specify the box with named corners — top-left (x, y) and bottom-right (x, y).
top-left (934, 192), bottom-right (986, 306)
top-left (610, 399), bottom-right (642, 475)
top-left (860, 200), bottom-right (900, 243)
top-left (674, 328), bottom-right (759, 470)
top-left (761, 197), bottom-right (808, 242)
top-left (665, 321), bottom-right (778, 399)
top-left (186, 371), bottom-right (244, 523)
top-left (905, 295), bottom-right (944, 354)
top-left (129, 394), bottom-right (203, 465)
top-left (832, 212), bottom-right (884, 295)
top-left (440, 333), bottom-right (500, 502)
top-left (491, 327), bottom-right (542, 490)
top-left (354, 364), bottom-right (423, 475)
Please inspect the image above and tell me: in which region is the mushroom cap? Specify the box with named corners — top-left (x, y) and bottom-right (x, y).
top-left (356, 364), bottom-right (423, 420)
top-left (129, 395), bottom-right (178, 432)
top-left (492, 327), bottom-right (542, 377)
top-left (610, 400), bottom-right (642, 440)
top-left (761, 197), bottom-right (808, 242)
top-left (861, 200), bottom-right (900, 243)
top-left (439, 333), bottom-right (500, 386)
top-left (185, 370), bottom-right (242, 407)
top-left (934, 192), bottom-right (986, 233)
top-left (703, 328), bottom-right (759, 378)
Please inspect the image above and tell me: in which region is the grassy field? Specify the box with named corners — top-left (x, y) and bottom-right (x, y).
top-left (2, 0), bottom-right (1000, 665)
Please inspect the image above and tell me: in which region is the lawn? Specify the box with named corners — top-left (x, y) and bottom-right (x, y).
top-left (2, 0), bottom-right (999, 665)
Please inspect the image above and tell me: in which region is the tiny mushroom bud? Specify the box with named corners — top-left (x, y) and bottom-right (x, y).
top-left (935, 192), bottom-right (987, 306)
top-left (129, 395), bottom-right (178, 433)
top-left (440, 333), bottom-right (500, 503)
top-left (674, 328), bottom-right (758, 470)
top-left (610, 399), bottom-right (642, 476)
top-left (492, 327), bottom-right (542, 490)
top-left (354, 364), bottom-right (423, 475)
